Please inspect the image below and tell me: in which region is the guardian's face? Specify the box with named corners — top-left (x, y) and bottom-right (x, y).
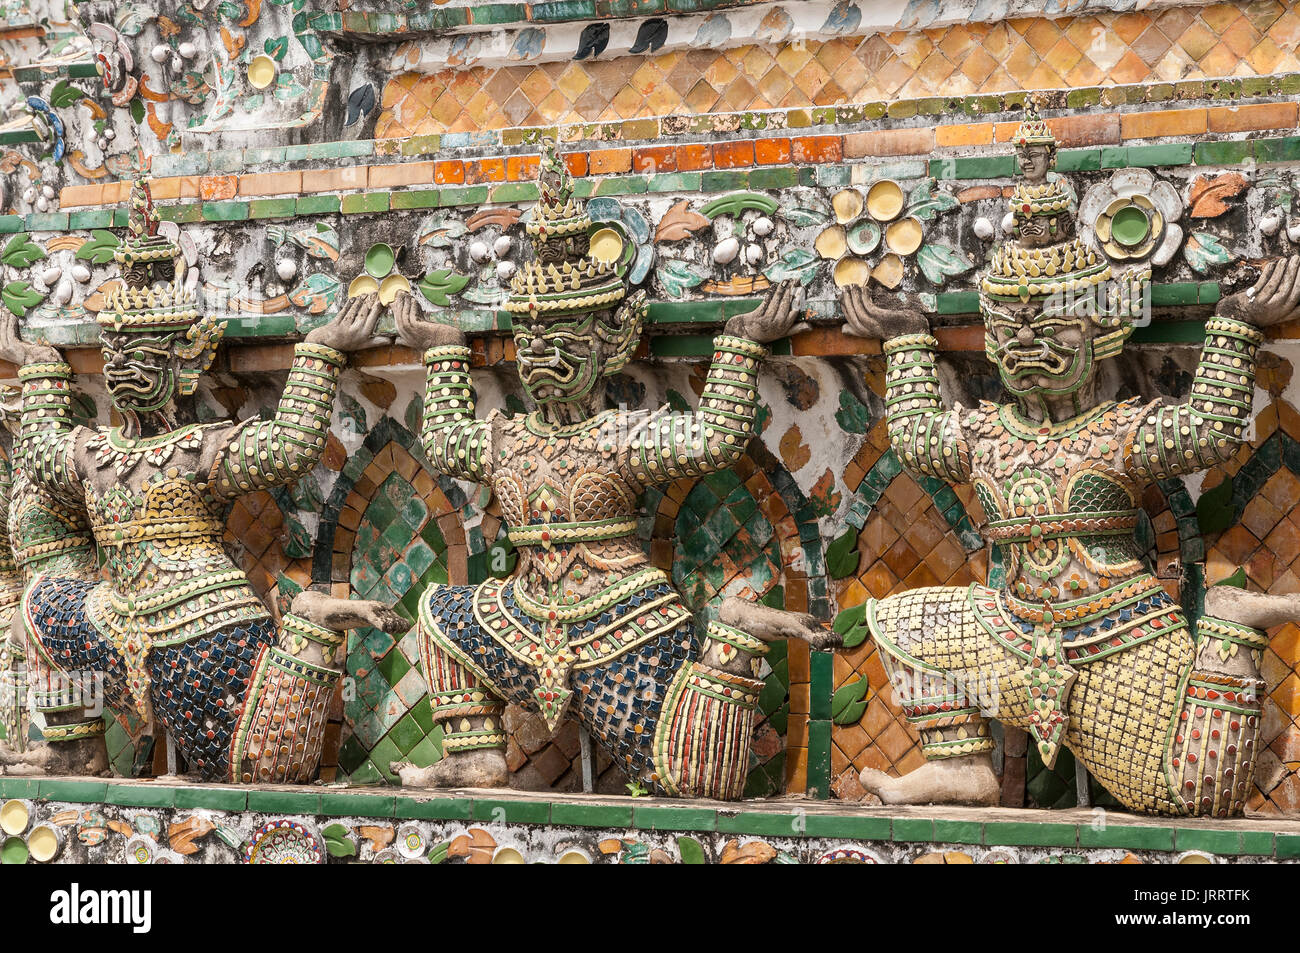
top-left (986, 301), bottom-right (1095, 398)
top-left (512, 311), bottom-right (604, 406)
top-left (101, 331), bottom-right (178, 413)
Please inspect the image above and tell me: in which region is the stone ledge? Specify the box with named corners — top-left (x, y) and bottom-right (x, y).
top-left (4, 775), bottom-right (1300, 859)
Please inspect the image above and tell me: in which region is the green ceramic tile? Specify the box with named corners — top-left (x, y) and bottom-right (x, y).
top-left (749, 168), bottom-right (798, 190)
top-left (471, 798), bottom-right (551, 824)
top-left (394, 796), bottom-right (472, 820)
top-left (550, 802), bottom-right (634, 828)
top-left (646, 172), bottom-right (701, 192)
top-left (632, 806), bottom-right (717, 832)
top-left (0, 215), bottom-right (24, 233)
top-left (802, 813), bottom-right (891, 840)
top-left (933, 155), bottom-right (1016, 180)
top-left (391, 188), bottom-right (440, 210)
top-left (342, 192), bottom-right (389, 215)
top-left (488, 183), bottom-right (540, 203)
top-left (1055, 149), bottom-right (1100, 172)
top-left (807, 719), bottom-right (831, 799)
top-left (38, 779), bottom-right (108, 803)
top-left (0, 777), bottom-right (39, 799)
top-left (105, 783), bottom-right (175, 808)
top-left (892, 818), bottom-right (934, 842)
top-left (25, 213), bottom-right (69, 232)
top-left (1077, 823), bottom-right (1174, 851)
top-left (320, 792), bottom-right (395, 817)
top-left (438, 185), bottom-right (491, 208)
top-left (1126, 143), bottom-right (1194, 168)
top-left (247, 789), bottom-right (321, 815)
top-left (172, 786), bottom-right (248, 812)
top-left (1239, 830), bottom-right (1273, 856)
top-left (1275, 833), bottom-right (1300, 859)
top-left (69, 209), bottom-right (115, 230)
top-left (1175, 828), bottom-right (1241, 855)
top-left (201, 201), bottom-right (249, 222)
top-left (248, 198), bottom-right (298, 219)
top-left (717, 811), bottom-right (808, 837)
top-left (932, 819), bottom-right (983, 845)
top-left (297, 194), bottom-right (341, 215)
top-left (1256, 136), bottom-right (1300, 164)
top-left (984, 821), bottom-right (1077, 847)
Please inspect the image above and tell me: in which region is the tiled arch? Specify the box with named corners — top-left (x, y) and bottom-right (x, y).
top-left (311, 416), bottom-right (471, 784)
top-left (643, 441), bottom-right (826, 797)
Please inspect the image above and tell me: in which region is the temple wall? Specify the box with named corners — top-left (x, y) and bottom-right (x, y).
top-left (3, 0), bottom-right (1300, 821)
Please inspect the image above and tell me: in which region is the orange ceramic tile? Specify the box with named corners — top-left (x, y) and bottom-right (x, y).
top-left (632, 146), bottom-right (676, 174)
top-left (58, 184), bottom-right (104, 208)
top-left (1208, 101), bottom-right (1300, 133)
top-left (754, 137), bottom-right (792, 165)
top-left (198, 174), bottom-right (238, 201)
top-left (843, 128), bottom-right (934, 158)
top-left (587, 148), bottom-right (632, 175)
top-left (935, 122), bottom-right (994, 147)
top-left (505, 154), bottom-right (540, 180)
top-left (792, 135), bottom-right (842, 163)
top-left (237, 170), bottom-right (304, 196)
top-left (466, 157), bottom-right (507, 183)
top-left (562, 152), bottom-right (588, 177)
top-left (712, 139), bottom-right (755, 168)
top-left (366, 161), bottom-right (434, 189)
top-left (1120, 107), bottom-right (1208, 139)
top-left (675, 142), bottom-right (713, 171)
top-left (433, 159), bottom-right (465, 184)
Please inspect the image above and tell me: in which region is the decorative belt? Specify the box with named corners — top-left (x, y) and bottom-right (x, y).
top-left (93, 517), bottom-right (226, 546)
top-left (105, 569), bottom-right (254, 615)
top-left (507, 517), bottom-right (637, 549)
top-left (513, 565), bottom-right (669, 624)
top-left (1001, 573), bottom-right (1166, 626)
top-left (12, 535), bottom-right (95, 566)
top-left (984, 509), bottom-right (1138, 543)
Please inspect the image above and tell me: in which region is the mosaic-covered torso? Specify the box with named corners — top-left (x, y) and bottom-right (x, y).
top-left (60, 422), bottom-right (270, 707)
top-left (488, 408), bottom-right (676, 607)
top-left (962, 397), bottom-right (1156, 603)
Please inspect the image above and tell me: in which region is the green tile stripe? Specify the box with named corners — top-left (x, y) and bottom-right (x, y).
top-left (10, 779), bottom-right (1298, 853)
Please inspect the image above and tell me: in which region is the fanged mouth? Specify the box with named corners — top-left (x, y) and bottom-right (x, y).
top-left (999, 342), bottom-right (1072, 376)
top-left (105, 366), bottom-right (158, 395)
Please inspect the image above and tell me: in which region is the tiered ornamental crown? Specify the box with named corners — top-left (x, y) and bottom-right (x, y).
top-left (99, 178), bottom-right (201, 334)
top-left (980, 111), bottom-right (1145, 358)
top-left (505, 139), bottom-right (628, 319)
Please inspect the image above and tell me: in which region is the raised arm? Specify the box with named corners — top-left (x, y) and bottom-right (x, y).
top-left (1126, 258), bottom-right (1296, 481)
top-left (841, 284), bottom-right (971, 484)
top-left (626, 280), bottom-right (808, 485)
top-left (392, 292), bottom-right (492, 484)
top-left (212, 294), bottom-right (382, 498)
top-left (0, 313), bottom-right (85, 505)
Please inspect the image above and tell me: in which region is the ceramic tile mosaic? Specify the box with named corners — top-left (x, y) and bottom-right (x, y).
top-left (1196, 396), bottom-right (1300, 815)
top-left (377, 1), bottom-right (1300, 135)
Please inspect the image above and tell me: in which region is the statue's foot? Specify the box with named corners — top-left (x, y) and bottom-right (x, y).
top-left (291, 591), bottom-right (408, 634)
top-left (718, 597), bottom-right (838, 650)
top-left (859, 753), bottom-right (999, 806)
top-left (390, 750), bottom-right (508, 789)
top-left (0, 738), bottom-right (107, 777)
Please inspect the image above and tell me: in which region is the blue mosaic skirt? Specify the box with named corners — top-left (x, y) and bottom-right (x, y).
top-left (423, 580), bottom-right (695, 781)
top-left (25, 574), bottom-right (277, 780)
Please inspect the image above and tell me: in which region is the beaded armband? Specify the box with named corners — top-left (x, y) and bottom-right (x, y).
top-left (1128, 316), bottom-right (1263, 481)
top-left (881, 333), bottom-right (970, 484)
top-left (420, 344), bottom-right (491, 483)
top-left (215, 342), bottom-right (343, 495)
top-left (1197, 615), bottom-right (1268, 663)
top-left (628, 334), bottom-right (766, 483)
top-left (17, 361), bottom-right (81, 496)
